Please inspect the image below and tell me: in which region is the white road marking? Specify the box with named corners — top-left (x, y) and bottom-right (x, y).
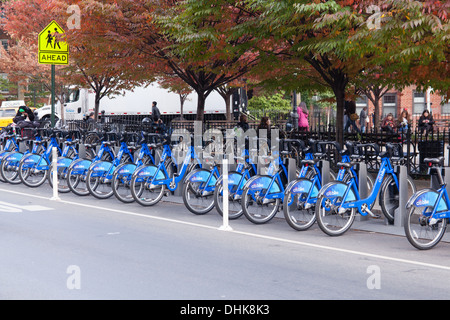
top-left (1, 187), bottom-right (450, 271)
top-left (0, 201), bottom-right (54, 212)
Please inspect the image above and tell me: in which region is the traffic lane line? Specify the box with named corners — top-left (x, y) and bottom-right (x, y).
top-left (1, 186), bottom-right (450, 272)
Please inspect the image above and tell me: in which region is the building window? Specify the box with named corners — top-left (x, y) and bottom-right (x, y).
top-left (383, 94), bottom-right (397, 117)
top-left (413, 91), bottom-right (426, 114)
top-left (442, 97), bottom-right (450, 115)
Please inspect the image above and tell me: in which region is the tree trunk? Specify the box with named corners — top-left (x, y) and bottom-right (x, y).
top-left (334, 88), bottom-right (346, 147)
top-left (196, 92), bottom-right (206, 121)
top-left (94, 92), bottom-right (101, 122)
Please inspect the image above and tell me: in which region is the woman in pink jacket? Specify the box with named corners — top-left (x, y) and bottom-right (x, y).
top-left (297, 102), bottom-right (309, 131)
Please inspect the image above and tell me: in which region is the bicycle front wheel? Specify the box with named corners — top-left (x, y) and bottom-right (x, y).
top-left (19, 157), bottom-right (48, 188)
top-left (112, 173), bottom-right (134, 203)
top-left (283, 192), bottom-right (316, 231)
top-left (404, 190), bottom-right (447, 250)
top-left (182, 180), bottom-right (216, 215)
top-left (214, 182), bottom-right (244, 220)
top-left (241, 186), bottom-right (281, 224)
top-left (380, 174), bottom-right (416, 224)
top-left (67, 166), bottom-right (90, 196)
top-left (86, 169), bottom-right (114, 199)
top-left (1, 155), bottom-right (21, 184)
top-left (315, 182), bottom-right (356, 236)
top-left (48, 163), bottom-right (71, 193)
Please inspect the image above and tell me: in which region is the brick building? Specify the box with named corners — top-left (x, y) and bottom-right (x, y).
top-left (356, 85), bottom-right (449, 129)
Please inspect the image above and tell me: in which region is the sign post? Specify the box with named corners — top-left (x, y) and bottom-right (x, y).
top-left (38, 20), bottom-right (69, 127)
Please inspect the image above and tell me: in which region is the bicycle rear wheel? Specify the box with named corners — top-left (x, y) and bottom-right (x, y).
top-left (380, 174), bottom-right (416, 224)
top-left (404, 191), bottom-right (447, 250)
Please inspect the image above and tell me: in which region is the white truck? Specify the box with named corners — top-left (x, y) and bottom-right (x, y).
top-left (35, 83), bottom-right (227, 123)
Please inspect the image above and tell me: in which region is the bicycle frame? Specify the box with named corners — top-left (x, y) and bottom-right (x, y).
top-left (322, 156), bottom-right (397, 216)
top-left (20, 136), bottom-right (62, 171)
top-left (88, 140), bottom-right (135, 180)
top-left (133, 145), bottom-right (201, 192)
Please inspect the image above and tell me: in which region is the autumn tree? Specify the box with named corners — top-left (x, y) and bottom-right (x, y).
top-left (2, 0), bottom-right (151, 122)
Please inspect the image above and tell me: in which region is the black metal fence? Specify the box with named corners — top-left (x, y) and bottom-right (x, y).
top-left (62, 113), bottom-right (448, 178)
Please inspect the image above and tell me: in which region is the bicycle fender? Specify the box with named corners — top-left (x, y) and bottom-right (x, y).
top-left (406, 188), bottom-right (448, 212)
top-left (90, 160), bottom-right (113, 174)
top-left (285, 178), bottom-right (318, 198)
top-left (68, 159), bottom-right (92, 173)
top-left (184, 168), bottom-right (217, 186)
top-left (21, 154), bottom-right (45, 167)
top-left (3, 151), bottom-right (24, 162)
top-left (215, 171), bottom-right (243, 186)
top-left (318, 181), bottom-right (356, 201)
top-left (245, 175), bottom-right (281, 193)
top-left (0, 150), bottom-right (11, 160)
top-left (132, 164), bottom-right (166, 180)
top-left (56, 157), bottom-right (73, 168)
top-left (114, 162), bottom-right (137, 176)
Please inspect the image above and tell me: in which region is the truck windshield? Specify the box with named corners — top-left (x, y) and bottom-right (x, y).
top-left (67, 89), bottom-right (80, 103)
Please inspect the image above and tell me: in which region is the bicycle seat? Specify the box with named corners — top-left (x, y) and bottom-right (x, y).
top-left (423, 156), bottom-right (444, 167)
top-left (301, 159), bottom-right (319, 166)
top-left (336, 161), bottom-right (357, 168)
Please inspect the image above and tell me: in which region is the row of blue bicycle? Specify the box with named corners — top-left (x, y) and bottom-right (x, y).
top-left (0, 125), bottom-right (449, 250)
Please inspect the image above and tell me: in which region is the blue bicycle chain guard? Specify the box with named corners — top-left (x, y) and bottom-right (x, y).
top-left (133, 164), bottom-right (166, 182)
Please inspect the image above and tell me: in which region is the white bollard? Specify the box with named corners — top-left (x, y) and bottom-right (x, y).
top-left (50, 147), bottom-right (60, 201)
top-left (219, 157), bottom-right (232, 231)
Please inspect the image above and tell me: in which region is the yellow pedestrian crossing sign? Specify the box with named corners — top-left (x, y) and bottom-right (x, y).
top-left (38, 20), bottom-right (69, 65)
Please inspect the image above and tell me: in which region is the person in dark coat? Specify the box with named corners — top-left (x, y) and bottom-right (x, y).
top-left (418, 109), bottom-right (434, 135)
top-left (13, 106), bottom-right (39, 129)
top-left (151, 101), bottom-right (161, 123)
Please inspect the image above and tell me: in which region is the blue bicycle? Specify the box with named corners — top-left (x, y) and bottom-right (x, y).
top-left (240, 139), bottom-right (306, 224)
top-left (111, 132), bottom-right (159, 203)
top-left (0, 129), bottom-right (46, 184)
top-left (47, 130), bottom-right (82, 192)
top-left (18, 129), bottom-right (63, 187)
top-left (66, 131), bottom-right (117, 196)
top-left (130, 138), bottom-right (202, 206)
top-left (212, 150), bottom-right (258, 219)
top-left (0, 128), bottom-right (20, 182)
top-left (315, 143), bottom-right (416, 236)
top-left (86, 132), bottom-right (136, 199)
top-left (404, 157), bottom-right (449, 250)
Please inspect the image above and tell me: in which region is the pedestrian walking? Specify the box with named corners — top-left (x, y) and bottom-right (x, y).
top-left (297, 102), bottom-right (309, 131)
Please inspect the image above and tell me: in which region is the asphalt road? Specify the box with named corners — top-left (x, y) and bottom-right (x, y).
top-left (1, 181), bottom-right (450, 301)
